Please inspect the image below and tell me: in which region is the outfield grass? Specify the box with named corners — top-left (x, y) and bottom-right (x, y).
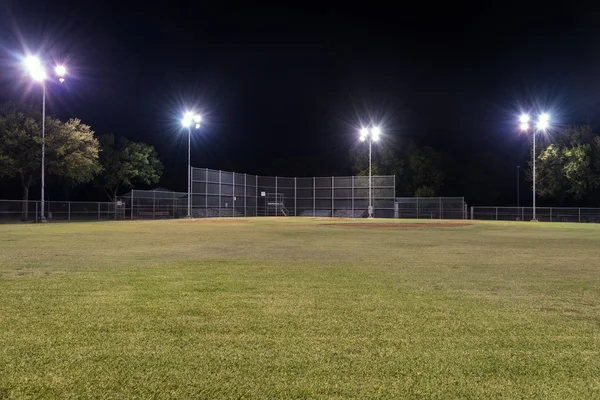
top-left (1, 218), bottom-right (599, 399)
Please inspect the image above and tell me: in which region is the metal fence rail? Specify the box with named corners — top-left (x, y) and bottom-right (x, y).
top-left (395, 197), bottom-right (467, 219)
top-left (191, 168), bottom-right (396, 218)
top-left (471, 206), bottom-right (600, 223)
top-left (0, 200), bottom-right (117, 222)
top-left (117, 190), bottom-right (188, 220)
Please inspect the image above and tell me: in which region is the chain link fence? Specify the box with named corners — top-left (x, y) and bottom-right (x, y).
top-left (117, 189), bottom-right (188, 220)
top-left (0, 200), bottom-right (117, 222)
top-left (191, 168), bottom-right (396, 218)
top-left (395, 197), bottom-right (467, 219)
top-left (471, 206), bottom-right (600, 223)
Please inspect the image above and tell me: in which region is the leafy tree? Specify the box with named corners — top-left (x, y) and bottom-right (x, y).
top-left (534, 125), bottom-right (600, 202)
top-left (406, 144), bottom-right (446, 196)
top-left (96, 134), bottom-right (164, 201)
top-left (0, 103), bottom-right (101, 217)
top-left (350, 144), bottom-right (403, 178)
top-left (394, 142), bottom-right (445, 196)
top-left (0, 104), bottom-right (40, 210)
top-left (47, 118), bottom-right (102, 196)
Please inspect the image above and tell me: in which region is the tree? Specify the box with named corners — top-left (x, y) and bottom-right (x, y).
top-left (393, 142), bottom-right (446, 197)
top-left (47, 118), bottom-right (102, 197)
top-left (350, 144), bottom-right (403, 177)
top-left (534, 125), bottom-right (600, 203)
top-left (0, 103), bottom-right (101, 217)
top-left (96, 134), bottom-right (164, 201)
top-left (0, 104), bottom-right (40, 213)
top-left (406, 144), bottom-right (446, 196)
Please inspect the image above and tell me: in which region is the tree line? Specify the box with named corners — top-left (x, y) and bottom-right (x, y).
top-left (0, 103), bottom-right (164, 212)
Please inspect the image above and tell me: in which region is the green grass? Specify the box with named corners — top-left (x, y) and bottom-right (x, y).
top-left (1, 218), bottom-right (599, 399)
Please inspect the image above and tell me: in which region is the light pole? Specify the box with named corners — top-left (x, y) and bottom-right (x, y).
top-left (181, 111), bottom-right (202, 218)
top-left (519, 113), bottom-right (550, 222)
top-left (23, 56), bottom-right (67, 222)
top-left (517, 165), bottom-right (520, 209)
top-left (359, 126), bottom-right (381, 218)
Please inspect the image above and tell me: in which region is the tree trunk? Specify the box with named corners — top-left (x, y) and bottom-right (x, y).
top-left (20, 174), bottom-right (32, 220)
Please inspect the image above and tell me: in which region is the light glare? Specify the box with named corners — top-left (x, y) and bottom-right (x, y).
top-left (55, 65), bottom-right (66, 77)
top-left (24, 56), bottom-right (46, 81)
top-left (539, 113), bottom-right (550, 123)
top-left (360, 127), bottom-right (369, 137)
top-left (536, 120), bottom-right (549, 131)
top-left (520, 122), bottom-right (529, 131)
top-left (193, 114), bottom-right (202, 123)
top-left (30, 68), bottom-right (46, 81)
top-left (24, 56), bottom-right (41, 71)
top-left (519, 114), bottom-right (530, 123)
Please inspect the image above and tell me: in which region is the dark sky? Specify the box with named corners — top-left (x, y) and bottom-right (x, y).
top-left (2, 1), bottom-right (600, 204)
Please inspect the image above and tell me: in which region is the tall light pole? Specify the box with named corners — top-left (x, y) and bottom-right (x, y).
top-left (519, 113), bottom-right (550, 222)
top-left (23, 56), bottom-right (67, 222)
top-left (517, 165), bottom-right (520, 209)
top-left (359, 126), bottom-right (381, 218)
top-left (181, 111), bottom-right (202, 218)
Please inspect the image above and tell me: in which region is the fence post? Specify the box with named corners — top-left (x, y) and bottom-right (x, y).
top-left (294, 177), bottom-right (297, 216)
top-left (153, 190), bottom-right (156, 219)
top-left (522, 206), bottom-right (524, 221)
top-left (331, 176), bottom-right (334, 217)
top-left (98, 202), bottom-right (100, 220)
top-left (550, 207), bottom-right (552, 222)
top-left (495, 207), bottom-right (498, 220)
top-left (131, 191), bottom-right (134, 220)
top-left (471, 206), bottom-right (474, 220)
top-left (244, 173), bottom-right (247, 217)
top-left (579, 208), bottom-right (581, 223)
top-left (173, 193), bottom-right (176, 219)
top-left (35, 201), bottom-right (38, 223)
top-left (219, 170), bottom-right (222, 217)
top-left (256, 175), bottom-right (258, 217)
top-left (313, 177), bottom-right (315, 217)
top-left (68, 202), bottom-right (71, 221)
top-left (351, 176), bottom-right (354, 217)
top-left (206, 168), bottom-right (209, 217)
top-left (275, 176), bottom-right (278, 217)
top-left (232, 173), bottom-right (235, 217)
top-left (439, 197), bottom-right (442, 219)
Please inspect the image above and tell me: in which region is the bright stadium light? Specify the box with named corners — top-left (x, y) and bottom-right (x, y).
top-left (24, 56), bottom-right (46, 81)
top-left (371, 126), bottom-right (381, 140)
top-left (518, 111), bottom-right (552, 222)
top-left (181, 111), bottom-right (203, 218)
top-left (55, 65), bottom-right (66, 77)
top-left (23, 53), bottom-right (70, 222)
top-left (357, 124), bottom-right (382, 218)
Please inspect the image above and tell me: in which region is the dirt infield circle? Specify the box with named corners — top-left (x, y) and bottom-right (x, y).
top-left (327, 223), bottom-right (472, 228)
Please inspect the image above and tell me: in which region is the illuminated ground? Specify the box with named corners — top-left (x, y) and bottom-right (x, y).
top-left (1, 218), bottom-right (599, 399)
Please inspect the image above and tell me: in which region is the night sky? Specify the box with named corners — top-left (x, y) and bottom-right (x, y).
top-left (2, 1), bottom-right (600, 205)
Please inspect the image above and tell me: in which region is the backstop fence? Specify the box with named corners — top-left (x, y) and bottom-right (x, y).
top-left (395, 197), bottom-right (467, 219)
top-left (190, 168), bottom-right (396, 218)
top-left (117, 189), bottom-right (188, 220)
top-left (471, 206), bottom-right (600, 223)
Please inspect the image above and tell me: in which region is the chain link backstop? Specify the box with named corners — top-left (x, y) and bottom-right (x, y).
top-left (191, 168), bottom-right (396, 218)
